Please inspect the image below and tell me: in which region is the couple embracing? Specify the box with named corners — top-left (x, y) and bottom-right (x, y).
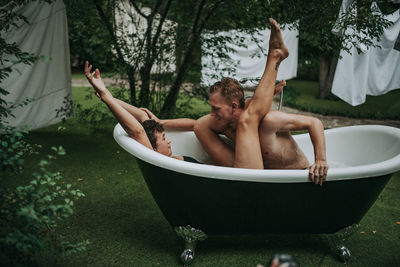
top-left (85, 18), bottom-right (328, 185)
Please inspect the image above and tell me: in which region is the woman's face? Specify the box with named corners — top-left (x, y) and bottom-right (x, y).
top-left (154, 131), bottom-right (172, 156)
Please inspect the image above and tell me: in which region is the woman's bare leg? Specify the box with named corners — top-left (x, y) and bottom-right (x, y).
top-left (234, 18), bottom-right (289, 169)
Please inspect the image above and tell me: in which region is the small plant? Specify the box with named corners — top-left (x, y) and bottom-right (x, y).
top-left (1, 2), bottom-right (88, 265)
top-left (0, 97), bottom-right (40, 174)
top-left (0, 146), bottom-right (88, 265)
top-left (281, 85), bottom-right (300, 106)
top-left (0, 124), bottom-right (41, 174)
top-left (74, 87), bottom-right (115, 128)
top-left (55, 94), bottom-right (74, 123)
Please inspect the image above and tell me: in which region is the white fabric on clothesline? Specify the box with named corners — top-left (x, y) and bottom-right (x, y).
top-left (0, 0), bottom-right (71, 130)
top-left (201, 26), bottom-right (298, 86)
top-left (332, 3), bottom-right (400, 106)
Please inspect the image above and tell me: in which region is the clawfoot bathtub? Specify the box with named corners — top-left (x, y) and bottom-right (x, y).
top-left (114, 124), bottom-right (400, 265)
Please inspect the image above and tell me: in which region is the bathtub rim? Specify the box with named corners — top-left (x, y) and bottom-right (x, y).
top-left (113, 123), bottom-right (400, 183)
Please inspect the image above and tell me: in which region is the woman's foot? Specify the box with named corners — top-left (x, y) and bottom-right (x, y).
top-left (268, 18), bottom-right (289, 63)
top-left (274, 80), bottom-right (286, 95)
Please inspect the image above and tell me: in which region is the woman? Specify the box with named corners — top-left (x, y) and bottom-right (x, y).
top-left (84, 61), bottom-right (200, 163)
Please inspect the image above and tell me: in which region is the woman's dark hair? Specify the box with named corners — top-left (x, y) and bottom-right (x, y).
top-left (142, 119), bottom-right (164, 149)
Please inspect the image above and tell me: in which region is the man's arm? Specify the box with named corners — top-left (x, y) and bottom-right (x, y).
top-left (140, 108), bottom-right (194, 131)
top-left (160, 118), bottom-right (195, 131)
top-left (263, 111), bottom-right (328, 185)
top-left (194, 115), bottom-right (235, 167)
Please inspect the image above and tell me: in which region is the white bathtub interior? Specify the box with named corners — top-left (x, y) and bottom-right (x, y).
top-left (115, 123), bottom-right (400, 182)
top-left (167, 125), bottom-right (400, 169)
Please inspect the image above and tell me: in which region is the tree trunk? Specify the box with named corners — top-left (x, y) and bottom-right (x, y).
top-left (93, 0), bottom-right (138, 105)
top-left (160, 0), bottom-right (208, 117)
top-left (318, 51), bottom-right (339, 99)
top-left (175, 22), bottom-right (187, 71)
top-left (127, 67), bottom-right (136, 106)
top-left (136, 0), bottom-right (172, 108)
top-left (161, 42), bottom-right (196, 117)
top-left (318, 54), bottom-right (329, 99)
top-left (138, 65), bottom-right (152, 107)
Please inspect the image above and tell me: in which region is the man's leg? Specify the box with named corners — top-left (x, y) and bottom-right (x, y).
top-left (234, 18), bottom-right (289, 169)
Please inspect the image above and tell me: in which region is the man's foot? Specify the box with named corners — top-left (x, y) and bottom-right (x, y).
top-left (268, 18), bottom-right (289, 63)
top-left (274, 80), bottom-right (286, 95)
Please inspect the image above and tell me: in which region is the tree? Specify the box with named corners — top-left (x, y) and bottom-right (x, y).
top-left (92, 0), bottom-right (175, 108)
top-left (160, 0), bottom-right (224, 116)
top-left (0, 0), bottom-right (38, 122)
top-left (282, 0), bottom-right (398, 98)
top-left (91, 0), bottom-right (284, 117)
top-left (72, 0), bottom-right (398, 108)
top-left (64, 0), bottom-right (117, 72)
top-left (156, 0), bottom-right (298, 115)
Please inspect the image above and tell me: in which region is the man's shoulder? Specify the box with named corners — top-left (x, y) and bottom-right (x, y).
top-left (261, 110), bottom-right (284, 122)
top-left (195, 114), bottom-right (227, 132)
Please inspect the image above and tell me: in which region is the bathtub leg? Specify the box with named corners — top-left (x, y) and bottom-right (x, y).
top-left (327, 224), bottom-right (359, 264)
top-left (175, 225), bottom-right (207, 266)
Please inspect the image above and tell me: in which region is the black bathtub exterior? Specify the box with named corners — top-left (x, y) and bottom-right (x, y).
top-left (137, 159), bottom-right (392, 235)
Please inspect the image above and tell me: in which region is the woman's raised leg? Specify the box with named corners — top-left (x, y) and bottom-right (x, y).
top-left (234, 18), bottom-right (289, 169)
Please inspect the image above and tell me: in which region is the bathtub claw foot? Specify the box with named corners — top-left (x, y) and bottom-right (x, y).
top-left (327, 224), bottom-right (359, 264)
top-left (336, 245), bottom-right (351, 263)
top-left (175, 225), bottom-right (207, 266)
top-left (180, 248), bottom-right (194, 266)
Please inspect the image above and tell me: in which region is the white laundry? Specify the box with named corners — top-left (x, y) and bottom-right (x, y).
top-left (201, 25), bottom-right (298, 86)
top-left (332, 3), bottom-right (400, 106)
top-left (0, 0), bottom-right (72, 130)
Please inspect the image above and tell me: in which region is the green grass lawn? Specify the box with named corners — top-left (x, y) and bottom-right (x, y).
top-left (71, 72), bottom-right (118, 80)
top-left (2, 84), bottom-right (400, 266)
top-left (5, 121), bottom-right (399, 266)
top-left (285, 80), bottom-right (400, 120)
top-left (72, 86), bottom-right (211, 119)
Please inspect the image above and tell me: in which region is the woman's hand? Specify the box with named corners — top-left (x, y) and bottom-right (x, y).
top-left (140, 107), bottom-right (160, 122)
top-left (84, 61), bottom-right (112, 101)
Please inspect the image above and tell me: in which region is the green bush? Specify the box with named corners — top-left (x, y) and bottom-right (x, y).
top-left (74, 87), bottom-right (126, 128)
top-left (1, 146), bottom-right (88, 265)
top-left (0, 125), bottom-right (41, 173)
top-left (1, 3), bottom-right (88, 264)
top-left (73, 86), bottom-right (210, 124)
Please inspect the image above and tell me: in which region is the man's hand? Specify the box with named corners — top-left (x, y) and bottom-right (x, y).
top-left (84, 61), bottom-right (111, 100)
top-left (308, 159), bottom-right (328, 186)
top-left (140, 107), bottom-right (160, 122)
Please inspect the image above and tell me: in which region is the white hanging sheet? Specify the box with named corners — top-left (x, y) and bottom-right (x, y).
top-left (332, 5), bottom-right (400, 106)
top-left (0, 0), bottom-right (72, 130)
top-left (201, 26), bottom-right (298, 86)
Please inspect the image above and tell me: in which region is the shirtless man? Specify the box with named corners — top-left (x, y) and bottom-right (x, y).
top-left (194, 18), bottom-right (328, 185)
